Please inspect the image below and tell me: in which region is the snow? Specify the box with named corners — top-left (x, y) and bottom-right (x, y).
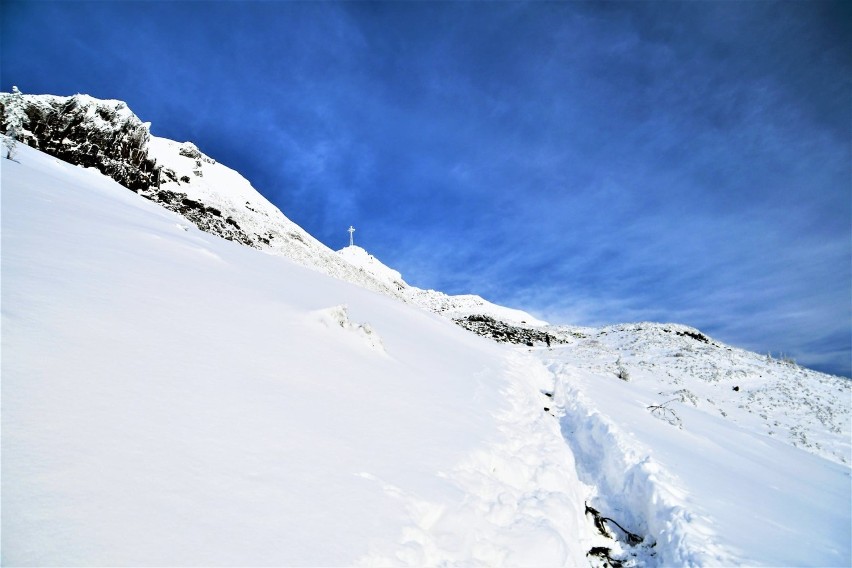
top-left (534, 323), bottom-right (851, 566)
top-left (1, 143), bottom-right (591, 566)
top-left (336, 245), bottom-right (548, 327)
top-left (337, 245), bottom-right (406, 289)
top-left (3, 139), bottom-right (850, 567)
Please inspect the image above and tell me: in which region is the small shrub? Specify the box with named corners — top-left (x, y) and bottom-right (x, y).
top-left (615, 357), bottom-right (630, 381)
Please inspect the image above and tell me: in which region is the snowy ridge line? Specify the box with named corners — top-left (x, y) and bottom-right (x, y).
top-left (358, 352), bottom-right (592, 567)
top-left (336, 245), bottom-right (548, 327)
top-left (1, 91), bottom-right (544, 327)
top-left (547, 361), bottom-right (736, 567)
top-left (0, 91), bottom-right (414, 303)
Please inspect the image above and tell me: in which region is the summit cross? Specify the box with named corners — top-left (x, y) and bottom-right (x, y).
top-left (348, 225), bottom-right (355, 247)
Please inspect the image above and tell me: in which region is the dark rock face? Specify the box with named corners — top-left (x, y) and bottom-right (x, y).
top-left (138, 188), bottom-right (256, 247)
top-left (0, 94), bottom-right (158, 192)
top-left (0, 93), bottom-right (258, 248)
top-left (676, 330), bottom-right (711, 344)
top-left (454, 314), bottom-right (561, 347)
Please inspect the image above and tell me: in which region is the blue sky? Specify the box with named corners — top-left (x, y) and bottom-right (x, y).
top-left (3, 1), bottom-right (850, 376)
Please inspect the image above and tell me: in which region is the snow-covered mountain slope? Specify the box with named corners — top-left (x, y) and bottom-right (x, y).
top-left (542, 346), bottom-right (850, 567)
top-left (545, 322), bottom-right (851, 466)
top-left (1, 141), bottom-right (597, 566)
top-left (3, 97), bottom-right (850, 566)
top-left (141, 136), bottom-right (412, 300)
top-left (524, 320), bottom-right (851, 567)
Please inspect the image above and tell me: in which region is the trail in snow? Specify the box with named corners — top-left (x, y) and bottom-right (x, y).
top-left (358, 348), bottom-right (754, 567)
top-left (548, 363), bottom-right (733, 566)
top-left (537, 349), bottom-right (851, 567)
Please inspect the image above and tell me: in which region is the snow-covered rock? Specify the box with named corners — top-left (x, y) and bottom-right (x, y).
top-left (0, 92), bottom-right (157, 190)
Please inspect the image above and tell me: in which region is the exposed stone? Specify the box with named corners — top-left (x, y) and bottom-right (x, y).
top-left (454, 314), bottom-right (562, 347)
top-left (178, 142), bottom-right (201, 159)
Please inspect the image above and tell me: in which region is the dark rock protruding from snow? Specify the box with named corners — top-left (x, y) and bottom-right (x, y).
top-left (454, 314), bottom-right (561, 347)
top-left (0, 93), bottom-right (158, 192)
top-left (0, 92), bottom-right (259, 248)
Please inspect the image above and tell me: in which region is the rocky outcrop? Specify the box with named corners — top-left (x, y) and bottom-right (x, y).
top-left (142, 189), bottom-right (256, 247)
top-left (0, 93), bottom-right (158, 192)
top-left (454, 314), bottom-right (561, 347)
top-left (0, 92), bottom-right (258, 247)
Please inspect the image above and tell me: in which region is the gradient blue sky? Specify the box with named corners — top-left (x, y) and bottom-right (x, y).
top-left (3, 1), bottom-right (850, 376)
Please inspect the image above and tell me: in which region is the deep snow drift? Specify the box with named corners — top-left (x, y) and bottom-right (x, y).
top-left (3, 135), bottom-right (850, 566)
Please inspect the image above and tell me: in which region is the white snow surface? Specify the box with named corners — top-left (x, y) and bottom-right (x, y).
top-left (535, 323), bottom-right (851, 566)
top-left (3, 140), bottom-right (850, 567)
top-left (337, 244), bottom-right (547, 326)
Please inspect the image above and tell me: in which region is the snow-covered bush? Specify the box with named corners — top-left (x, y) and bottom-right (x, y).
top-left (3, 86), bottom-right (26, 159)
top-left (615, 357), bottom-right (630, 381)
top-left (313, 304), bottom-right (385, 352)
